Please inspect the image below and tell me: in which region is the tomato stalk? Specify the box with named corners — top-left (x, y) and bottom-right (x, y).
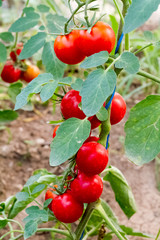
top-left (96, 203), bottom-right (126, 240)
top-left (137, 70), bottom-right (160, 85)
top-left (98, 106), bottom-right (111, 148)
top-left (75, 201), bottom-right (99, 240)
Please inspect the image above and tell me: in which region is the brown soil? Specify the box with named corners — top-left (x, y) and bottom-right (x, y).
top-left (0, 97), bottom-right (160, 240)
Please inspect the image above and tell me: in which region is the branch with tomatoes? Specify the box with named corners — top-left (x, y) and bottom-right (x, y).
top-left (0, 0), bottom-right (160, 239)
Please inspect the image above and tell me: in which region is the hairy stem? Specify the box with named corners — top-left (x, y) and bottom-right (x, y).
top-left (113, 0), bottom-right (124, 24)
top-left (75, 201), bottom-right (98, 240)
top-left (137, 70), bottom-right (160, 84)
top-left (96, 204), bottom-right (126, 240)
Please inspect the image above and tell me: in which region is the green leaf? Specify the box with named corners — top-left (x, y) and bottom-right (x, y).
top-left (50, 118), bottom-right (91, 166)
top-left (37, 4), bottom-right (50, 12)
top-left (0, 110), bottom-right (18, 124)
top-left (0, 203), bottom-right (5, 212)
top-left (125, 95), bottom-right (160, 165)
top-left (123, 0), bottom-right (160, 33)
top-left (96, 106), bottom-right (108, 121)
top-left (49, 120), bottom-right (64, 124)
top-left (115, 52), bottom-right (140, 74)
top-left (16, 192), bottom-right (30, 202)
top-left (40, 81), bottom-right (58, 102)
top-left (120, 225), bottom-right (151, 238)
top-left (19, 32), bottom-right (46, 60)
top-left (46, 14), bottom-right (67, 35)
top-left (8, 81), bottom-right (23, 103)
top-left (103, 166), bottom-right (137, 218)
top-left (42, 41), bottom-right (66, 80)
top-left (24, 206), bottom-right (48, 223)
top-left (58, 77), bottom-right (72, 85)
top-left (8, 173), bottom-right (57, 219)
top-left (14, 73), bottom-right (54, 110)
top-left (0, 42), bottom-right (7, 63)
top-left (0, 32), bottom-right (14, 42)
top-left (71, 78), bottom-right (84, 91)
top-left (9, 12), bottom-right (40, 32)
top-left (23, 7), bottom-right (35, 14)
top-left (0, 0), bottom-right (2, 7)
top-left (80, 69), bottom-right (116, 116)
top-left (31, 184), bottom-right (45, 194)
top-left (43, 199), bottom-right (52, 208)
top-left (24, 220), bottom-right (38, 239)
top-left (80, 51), bottom-right (109, 69)
top-left (0, 218), bottom-right (8, 230)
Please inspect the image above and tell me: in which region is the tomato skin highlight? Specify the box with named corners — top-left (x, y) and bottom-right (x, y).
top-left (51, 192), bottom-right (84, 223)
top-left (1, 61), bottom-right (21, 83)
top-left (110, 92), bottom-right (126, 125)
top-left (76, 142), bottom-right (108, 175)
top-left (53, 125), bottom-right (59, 138)
top-left (45, 188), bottom-right (56, 210)
top-left (54, 30), bottom-right (85, 65)
top-left (61, 89), bottom-right (86, 120)
top-left (77, 21), bottom-right (116, 57)
top-left (70, 171), bottom-right (103, 203)
top-left (22, 65), bottom-right (40, 83)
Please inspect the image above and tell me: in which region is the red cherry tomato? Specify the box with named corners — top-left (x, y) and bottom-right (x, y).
top-left (10, 44), bottom-right (23, 62)
top-left (77, 21), bottom-right (116, 57)
top-left (52, 191), bottom-right (84, 223)
top-left (84, 135), bottom-right (99, 143)
top-left (70, 171), bottom-right (103, 203)
top-left (53, 125), bottom-right (59, 138)
top-left (54, 30), bottom-right (85, 65)
top-left (22, 65), bottom-right (40, 83)
top-left (61, 90), bottom-right (102, 129)
top-left (45, 188), bottom-right (56, 210)
top-left (1, 61), bottom-right (21, 83)
top-left (76, 142), bottom-right (108, 175)
top-left (61, 89), bottom-right (86, 120)
top-left (110, 92), bottom-right (126, 125)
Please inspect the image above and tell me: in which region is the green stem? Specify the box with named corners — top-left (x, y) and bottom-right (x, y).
top-left (13, 0), bottom-right (30, 49)
top-left (61, 222), bottom-right (75, 240)
top-left (83, 222), bottom-right (103, 240)
top-left (98, 106), bottom-right (111, 147)
top-left (155, 228), bottom-right (160, 240)
top-left (134, 43), bottom-right (153, 55)
top-left (96, 204), bottom-right (125, 240)
top-left (0, 230), bottom-right (23, 240)
top-left (13, 234), bottom-right (23, 240)
top-left (125, 33), bottom-right (129, 50)
top-left (84, 0), bottom-right (92, 27)
top-left (137, 70), bottom-right (160, 84)
top-left (37, 228), bottom-right (71, 238)
top-left (8, 219), bottom-right (23, 231)
top-left (64, 2), bottom-right (85, 33)
top-left (113, 0), bottom-right (124, 24)
top-left (2, 212), bottom-right (14, 239)
top-left (75, 201), bottom-right (98, 240)
top-left (117, 0), bottom-right (130, 54)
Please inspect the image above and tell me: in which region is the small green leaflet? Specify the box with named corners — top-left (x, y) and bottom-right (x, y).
top-left (14, 73), bottom-right (56, 110)
top-left (0, 218), bottom-right (8, 230)
top-left (37, 4), bottom-right (50, 13)
top-left (0, 0), bottom-right (2, 7)
top-left (124, 0), bottom-right (160, 33)
top-left (109, 15), bottom-right (119, 55)
top-left (23, 7), bottom-right (35, 14)
top-left (125, 95), bottom-right (160, 165)
top-left (24, 206), bottom-right (48, 223)
top-left (50, 118), bottom-right (91, 166)
top-left (80, 69), bottom-right (116, 116)
top-left (96, 106), bottom-right (108, 121)
top-left (19, 32), bottom-right (47, 60)
top-left (80, 51), bottom-right (109, 69)
top-left (115, 52), bottom-right (140, 74)
top-left (103, 166), bottom-right (137, 218)
top-left (0, 32), bottom-right (14, 42)
top-left (0, 110), bottom-right (18, 124)
top-left (42, 42), bottom-right (66, 80)
top-left (40, 81), bottom-right (58, 102)
top-left (71, 78), bottom-right (84, 91)
top-left (46, 14), bottom-right (68, 35)
top-left (9, 12), bottom-right (40, 32)
top-left (120, 225), bottom-right (152, 238)
top-left (8, 81), bottom-right (23, 104)
top-left (24, 220), bottom-right (38, 239)
top-left (0, 42), bottom-right (7, 63)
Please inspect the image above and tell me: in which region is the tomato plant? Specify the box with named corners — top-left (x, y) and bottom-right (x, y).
top-left (1, 0), bottom-right (160, 239)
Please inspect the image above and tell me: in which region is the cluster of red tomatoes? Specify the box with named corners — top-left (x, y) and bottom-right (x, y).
top-left (54, 21), bottom-right (116, 64)
top-left (1, 43), bottom-right (40, 84)
top-left (45, 89), bottom-right (126, 223)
